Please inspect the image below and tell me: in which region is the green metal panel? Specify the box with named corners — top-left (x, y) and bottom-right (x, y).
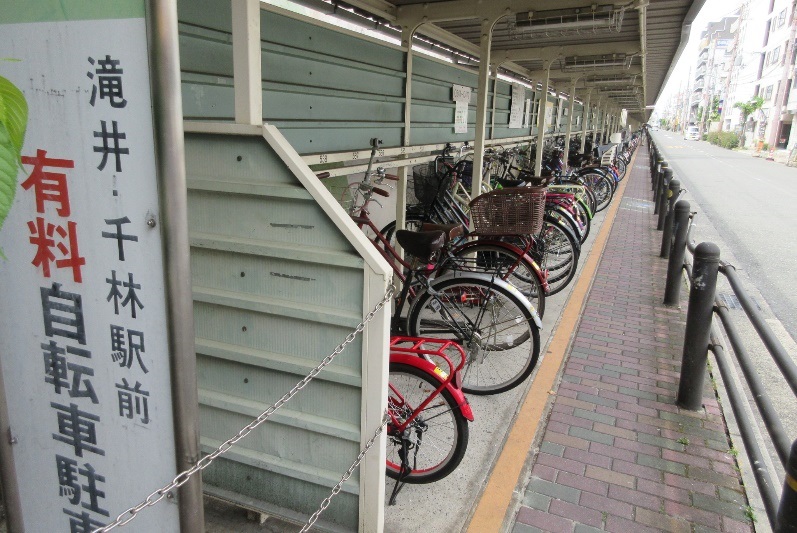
top-left (185, 131), bottom-right (366, 531)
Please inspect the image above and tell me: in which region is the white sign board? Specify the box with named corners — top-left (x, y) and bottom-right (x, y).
top-left (452, 84), bottom-right (471, 134)
top-left (509, 83), bottom-right (525, 129)
top-left (523, 99), bottom-right (532, 128)
top-left (0, 6), bottom-right (179, 531)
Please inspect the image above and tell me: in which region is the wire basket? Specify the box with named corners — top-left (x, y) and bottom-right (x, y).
top-left (469, 186), bottom-right (547, 236)
top-left (410, 163), bottom-right (445, 207)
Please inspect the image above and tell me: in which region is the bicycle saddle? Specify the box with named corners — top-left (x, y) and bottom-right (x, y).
top-left (420, 223), bottom-right (465, 242)
top-left (396, 230), bottom-right (446, 263)
top-left (495, 177), bottom-right (525, 188)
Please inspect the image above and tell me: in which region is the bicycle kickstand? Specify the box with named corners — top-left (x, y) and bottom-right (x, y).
top-left (388, 432), bottom-right (413, 505)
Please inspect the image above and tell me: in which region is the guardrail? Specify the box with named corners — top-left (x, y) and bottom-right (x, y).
top-left (648, 137), bottom-right (797, 531)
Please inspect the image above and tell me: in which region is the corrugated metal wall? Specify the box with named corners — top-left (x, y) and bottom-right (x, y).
top-left (177, 1), bottom-right (588, 157)
top-left (185, 131), bottom-right (370, 529)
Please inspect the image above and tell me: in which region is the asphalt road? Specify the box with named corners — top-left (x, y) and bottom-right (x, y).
top-left (652, 130), bottom-right (797, 341)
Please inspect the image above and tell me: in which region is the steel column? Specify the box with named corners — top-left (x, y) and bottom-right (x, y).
top-left (776, 440), bottom-right (797, 532)
top-left (677, 242), bottom-right (721, 410)
top-left (148, 0), bottom-right (204, 529)
top-left (562, 79), bottom-right (578, 167)
top-left (232, 0), bottom-right (263, 125)
top-left (472, 17), bottom-right (498, 200)
top-left (659, 176), bottom-right (678, 235)
top-left (663, 201), bottom-right (691, 307)
top-left (534, 62), bottom-right (551, 177)
top-left (579, 89), bottom-right (592, 154)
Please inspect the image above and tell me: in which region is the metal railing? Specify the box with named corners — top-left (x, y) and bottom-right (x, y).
top-left (648, 138), bottom-right (797, 531)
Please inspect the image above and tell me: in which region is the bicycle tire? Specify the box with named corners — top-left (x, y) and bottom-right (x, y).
top-left (581, 172), bottom-right (613, 212)
top-left (407, 276), bottom-right (541, 395)
top-left (615, 157), bottom-right (627, 179)
top-left (386, 363), bottom-right (469, 483)
top-left (537, 215), bottom-right (580, 296)
top-left (443, 242), bottom-right (545, 318)
top-left (572, 201), bottom-right (591, 243)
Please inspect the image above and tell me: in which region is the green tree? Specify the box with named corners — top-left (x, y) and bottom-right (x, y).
top-left (709, 96), bottom-right (721, 122)
top-left (734, 96), bottom-right (764, 147)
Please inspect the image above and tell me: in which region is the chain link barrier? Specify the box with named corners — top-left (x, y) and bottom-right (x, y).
top-left (93, 284), bottom-right (395, 533)
top-left (301, 411), bottom-right (389, 532)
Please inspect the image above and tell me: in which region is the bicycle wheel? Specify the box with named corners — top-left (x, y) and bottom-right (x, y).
top-left (582, 172), bottom-right (613, 212)
top-left (386, 363), bottom-right (469, 483)
top-left (443, 242), bottom-right (545, 318)
top-left (573, 201), bottom-right (591, 243)
top-left (537, 216), bottom-right (580, 296)
top-left (407, 276), bottom-right (541, 395)
top-left (615, 157), bottom-right (627, 180)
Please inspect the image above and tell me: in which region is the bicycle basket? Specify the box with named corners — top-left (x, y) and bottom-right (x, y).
top-left (411, 163), bottom-right (445, 207)
top-left (469, 186), bottom-right (547, 236)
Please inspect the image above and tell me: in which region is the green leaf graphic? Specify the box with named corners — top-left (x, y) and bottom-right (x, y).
top-left (0, 74), bottom-right (28, 258)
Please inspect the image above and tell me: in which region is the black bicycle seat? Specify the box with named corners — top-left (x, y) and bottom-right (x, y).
top-left (495, 177), bottom-right (525, 188)
top-left (396, 230), bottom-right (446, 263)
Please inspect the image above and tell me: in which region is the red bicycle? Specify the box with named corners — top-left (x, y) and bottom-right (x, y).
top-left (386, 336), bottom-right (473, 501)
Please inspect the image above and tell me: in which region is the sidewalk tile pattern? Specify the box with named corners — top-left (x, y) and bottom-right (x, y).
top-left (511, 143), bottom-right (754, 533)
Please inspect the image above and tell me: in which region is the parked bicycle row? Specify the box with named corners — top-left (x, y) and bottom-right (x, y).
top-left (317, 131), bottom-right (641, 502)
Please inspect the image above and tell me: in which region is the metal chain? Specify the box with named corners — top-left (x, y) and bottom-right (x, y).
top-left (301, 411), bottom-right (390, 532)
top-left (93, 283), bottom-right (395, 533)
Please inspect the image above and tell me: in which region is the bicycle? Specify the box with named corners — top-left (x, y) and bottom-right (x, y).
top-left (386, 336), bottom-right (473, 499)
top-left (319, 142), bottom-right (542, 395)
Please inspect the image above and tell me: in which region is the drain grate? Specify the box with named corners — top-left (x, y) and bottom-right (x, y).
top-left (717, 293), bottom-right (760, 311)
top-left (718, 293), bottom-right (742, 309)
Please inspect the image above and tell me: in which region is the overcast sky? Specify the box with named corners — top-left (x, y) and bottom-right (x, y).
top-left (654, 0), bottom-right (767, 114)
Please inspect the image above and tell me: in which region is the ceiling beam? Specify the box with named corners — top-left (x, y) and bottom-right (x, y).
top-left (395, 0), bottom-right (633, 26)
top-left (527, 66), bottom-right (643, 81)
top-left (492, 41), bottom-right (641, 62)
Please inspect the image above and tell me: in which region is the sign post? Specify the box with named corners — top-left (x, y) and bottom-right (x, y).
top-left (0, 2), bottom-right (200, 530)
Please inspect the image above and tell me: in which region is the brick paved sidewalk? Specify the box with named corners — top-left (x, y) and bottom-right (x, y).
top-left (509, 143), bottom-right (754, 533)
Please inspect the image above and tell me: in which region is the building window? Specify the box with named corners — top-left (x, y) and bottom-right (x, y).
top-left (764, 85), bottom-right (774, 100)
top-left (773, 46), bottom-right (781, 64)
top-left (779, 8), bottom-right (787, 27)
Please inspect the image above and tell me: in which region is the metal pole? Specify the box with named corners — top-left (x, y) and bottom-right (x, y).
top-left (654, 162), bottom-right (667, 213)
top-left (656, 167), bottom-right (672, 228)
top-left (534, 62), bottom-right (552, 178)
top-left (472, 17), bottom-right (497, 200)
top-left (579, 89), bottom-right (592, 153)
top-left (664, 201), bottom-right (691, 306)
top-left (677, 242), bottom-right (721, 410)
top-left (776, 439), bottom-right (797, 532)
top-left (148, 1), bottom-right (204, 530)
top-left (660, 178), bottom-right (681, 257)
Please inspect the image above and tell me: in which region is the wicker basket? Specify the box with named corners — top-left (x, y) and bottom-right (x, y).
top-left (410, 163), bottom-right (444, 207)
top-left (469, 186), bottom-right (547, 236)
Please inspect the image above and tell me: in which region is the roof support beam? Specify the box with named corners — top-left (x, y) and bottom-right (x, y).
top-left (232, 0), bottom-right (263, 126)
top-left (579, 88), bottom-right (593, 153)
top-left (534, 61), bottom-right (552, 177)
top-left (472, 16), bottom-right (502, 201)
top-left (562, 77), bottom-right (579, 167)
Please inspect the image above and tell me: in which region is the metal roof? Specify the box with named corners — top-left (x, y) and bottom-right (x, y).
top-left (338, 0), bottom-right (706, 123)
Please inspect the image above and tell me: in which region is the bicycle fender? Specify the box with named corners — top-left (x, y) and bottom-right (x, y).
top-left (390, 353), bottom-right (475, 421)
top-left (428, 271), bottom-right (543, 329)
top-left (452, 240), bottom-right (546, 283)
